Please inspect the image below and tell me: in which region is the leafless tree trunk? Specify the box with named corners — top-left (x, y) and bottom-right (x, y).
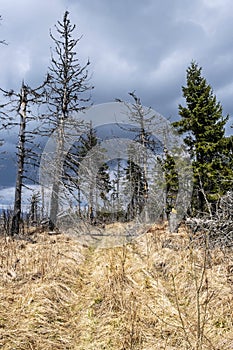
top-left (0, 80), bottom-right (47, 236)
top-left (117, 92), bottom-right (155, 222)
top-left (43, 11), bottom-right (93, 230)
top-left (29, 192), bottom-right (40, 226)
top-left (11, 84), bottom-right (27, 235)
top-left (49, 119), bottom-right (65, 229)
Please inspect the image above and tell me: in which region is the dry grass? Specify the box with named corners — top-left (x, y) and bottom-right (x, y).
top-left (0, 223), bottom-right (232, 349)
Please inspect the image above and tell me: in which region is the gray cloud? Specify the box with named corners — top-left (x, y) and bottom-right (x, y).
top-left (0, 0), bottom-right (232, 193)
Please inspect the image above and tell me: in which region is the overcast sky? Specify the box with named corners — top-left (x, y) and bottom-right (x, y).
top-left (1, 0), bottom-right (233, 123)
top-left (0, 0), bottom-right (233, 204)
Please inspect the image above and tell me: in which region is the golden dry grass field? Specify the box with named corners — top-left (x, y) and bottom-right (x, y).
top-left (0, 223), bottom-right (232, 349)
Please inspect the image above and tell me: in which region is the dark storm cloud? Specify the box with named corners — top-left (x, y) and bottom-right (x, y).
top-left (71, 0), bottom-right (233, 124)
top-left (0, 0), bottom-right (232, 193)
top-left (1, 0), bottom-right (233, 120)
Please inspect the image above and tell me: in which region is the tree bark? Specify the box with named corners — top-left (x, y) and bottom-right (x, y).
top-left (11, 84), bottom-right (27, 235)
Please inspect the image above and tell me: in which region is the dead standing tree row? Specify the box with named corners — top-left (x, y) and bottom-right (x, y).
top-left (0, 11), bottom-right (93, 235)
top-left (0, 13), bottom-right (232, 240)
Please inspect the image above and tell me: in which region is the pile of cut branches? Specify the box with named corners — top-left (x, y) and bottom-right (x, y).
top-left (186, 191), bottom-right (233, 248)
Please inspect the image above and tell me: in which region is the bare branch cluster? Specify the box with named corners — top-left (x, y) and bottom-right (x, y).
top-left (45, 10), bottom-right (93, 125)
top-left (187, 192), bottom-right (233, 248)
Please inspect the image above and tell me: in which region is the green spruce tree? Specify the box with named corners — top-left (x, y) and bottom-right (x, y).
top-left (173, 61), bottom-right (232, 215)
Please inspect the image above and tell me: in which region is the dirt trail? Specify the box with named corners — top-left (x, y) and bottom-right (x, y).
top-left (0, 224), bottom-right (232, 349)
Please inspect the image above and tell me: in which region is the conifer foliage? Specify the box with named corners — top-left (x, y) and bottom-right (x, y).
top-left (173, 61), bottom-right (232, 214)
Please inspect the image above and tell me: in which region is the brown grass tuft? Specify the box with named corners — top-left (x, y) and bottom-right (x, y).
top-left (0, 224), bottom-right (232, 349)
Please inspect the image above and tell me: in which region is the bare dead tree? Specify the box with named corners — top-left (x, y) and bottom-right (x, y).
top-left (43, 11), bottom-right (93, 230)
top-left (117, 92), bottom-right (159, 222)
top-left (0, 209), bottom-right (11, 235)
top-left (29, 192), bottom-right (40, 226)
top-left (0, 80), bottom-right (47, 236)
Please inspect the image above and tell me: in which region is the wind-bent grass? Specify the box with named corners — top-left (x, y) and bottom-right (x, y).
top-left (0, 223), bottom-right (232, 349)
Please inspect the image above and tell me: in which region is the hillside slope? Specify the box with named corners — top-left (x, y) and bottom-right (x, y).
top-left (0, 223), bottom-right (232, 349)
